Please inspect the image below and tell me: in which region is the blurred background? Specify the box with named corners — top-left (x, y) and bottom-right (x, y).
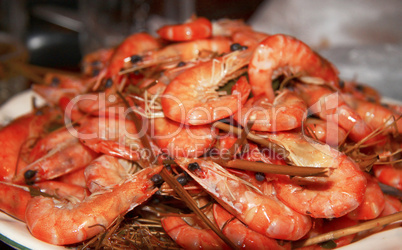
top-left (0, 0), bottom-right (401, 105)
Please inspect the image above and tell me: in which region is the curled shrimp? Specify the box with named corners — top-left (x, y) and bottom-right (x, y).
top-left (161, 50), bottom-right (252, 125)
top-left (248, 34), bottom-right (339, 101)
top-left (0, 107), bottom-right (62, 182)
top-left (157, 17), bottom-right (212, 42)
top-left (347, 173), bottom-right (385, 220)
top-left (150, 117), bottom-right (215, 158)
top-left (304, 118), bottom-right (347, 147)
top-left (175, 158), bottom-right (312, 241)
top-left (234, 89), bottom-right (307, 131)
top-left (25, 166), bottom-right (162, 245)
top-left (260, 132), bottom-right (367, 218)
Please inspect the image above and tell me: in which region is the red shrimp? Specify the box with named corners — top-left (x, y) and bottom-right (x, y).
top-left (248, 34), bottom-right (339, 101)
top-left (84, 155), bottom-right (130, 193)
top-left (149, 117), bottom-right (215, 158)
top-left (81, 47), bottom-right (114, 77)
top-left (0, 182), bottom-right (32, 221)
top-left (342, 81), bottom-right (381, 102)
top-left (304, 118), bottom-right (347, 147)
top-left (161, 50), bottom-right (252, 125)
top-left (380, 194), bottom-right (402, 217)
top-left (157, 17), bottom-right (212, 42)
top-left (0, 107), bottom-right (62, 182)
top-left (35, 181), bottom-right (89, 202)
top-left (347, 173), bottom-right (385, 220)
top-left (77, 117), bottom-right (159, 161)
top-left (213, 204), bottom-right (289, 250)
top-left (13, 138), bottom-right (98, 184)
top-left (125, 36), bottom-right (232, 71)
top-left (25, 166), bottom-right (162, 245)
top-left (175, 158), bottom-right (312, 241)
top-left (296, 84), bottom-right (382, 144)
top-left (373, 164), bottom-right (402, 191)
top-left (261, 132), bottom-right (367, 218)
top-left (55, 168), bottom-right (87, 188)
top-left (234, 89), bottom-right (307, 131)
top-left (345, 96), bottom-right (402, 134)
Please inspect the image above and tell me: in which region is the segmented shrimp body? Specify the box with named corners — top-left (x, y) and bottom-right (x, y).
top-left (157, 17), bottom-right (212, 42)
top-left (25, 166), bottom-right (162, 245)
top-left (304, 118), bottom-right (347, 147)
top-left (213, 204), bottom-right (289, 250)
top-left (373, 164), bottom-right (402, 191)
top-left (261, 132), bottom-right (367, 218)
top-left (347, 173), bottom-right (385, 220)
top-left (234, 89), bottom-right (307, 131)
top-left (296, 84), bottom-right (380, 144)
top-left (0, 107), bottom-right (61, 182)
top-left (249, 34), bottom-right (339, 101)
top-left (0, 182), bottom-right (32, 221)
top-left (161, 50), bottom-right (252, 125)
top-left (175, 158), bottom-right (312, 240)
top-left (150, 117), bottom-right (215, 158)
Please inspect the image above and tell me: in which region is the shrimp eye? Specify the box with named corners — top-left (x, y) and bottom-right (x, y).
top-left (50, 77), bottom-right (60, 86)
top-left (151, 174), bottom-right (164, 186)
top-left (24, 170), bottom-right (37, 181)
top-left (188, 162), bottom-right (200, 171)
top-left (130, 55), bottom-right (143, 64)
top-left (255, 172), bottom-right (265, 182)
top-left (176, 175), bottom-right (188, 186)
top-left (104, 78), bottom-right (113, 88)
top-left (230, 43), bottom-right (242, 51)
top-left (177, 61), bottom-right (186, 67)
top-left (355, 84), bottom-right (364, 92)
top-left (92, 69), bottom-right (100, 77)
top-left (338, 79), bottom-right (345, 89)
top-left (35, 109), bottom-right (44, 116)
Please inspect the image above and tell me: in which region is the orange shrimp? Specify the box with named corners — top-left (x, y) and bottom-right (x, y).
top-left (84, 155), bottom-right (130, 193)
top-left (373, 164), bottom-right (402, 191)
top-left (175, 158), bottom-right (312, 241)
top-left (149, 117), bottom-right (215, 158)
top-left (260, 132), bottom-right (367, 218)
top-left (77, 117), bottom-right (159, 161)
top-left (296, 84), bottom-right (382, 144)
top-left (13, 138), bottom-right (98, 184)
top-left (347, 173), bottom-right (385, 220)
top-left (380, 194), bottom-right (402, 217)
top-left (234, 89), bottom-right (307, 131)
top-left (0, 107), bottom-right (62, 182)
top-left (0, 182), bottom-right (32, 221)
top-left (55, 167), bottom-right (87, 188)
top-left (161, 50), bottom-right (252, 125)
top-left (213, 204), bottom-right (290, 250)
top-left (157, 17), bottom-right (212, 42)
top-left (304, 118), bottom-right (348, 147)
top-left (125, 36), bottom-right (232, 71)
top-left (81, 47), bottom-right (114, 77)
top-left (342, 81), bottom-right (381, 103)
top-left (25, 166), bottom-right (162, 245)
top-left (248, 34), bottom-right (339, 101)
top-left (345, 96), bottom-right (402, 134)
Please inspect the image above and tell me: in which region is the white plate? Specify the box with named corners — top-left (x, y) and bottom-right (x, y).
top-left (0, 90), bottom-right (401, 250)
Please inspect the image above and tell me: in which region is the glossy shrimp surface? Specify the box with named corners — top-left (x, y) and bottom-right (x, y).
top-left (157, 17), bottom-right (212, 42)
top-left (262, 132), bottom-right (367, 218)
top-left (161, 50), bottom-right (252, 125)
top-left (25, 166), bottom-right (162, 245)
top-left (249, 34), bottom-right (339, 101)
top-left (175, 158), bottom-right (312, 240)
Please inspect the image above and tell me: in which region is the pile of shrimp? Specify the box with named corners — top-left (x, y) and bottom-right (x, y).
top-left (0, 16), bottom-right (402, 249)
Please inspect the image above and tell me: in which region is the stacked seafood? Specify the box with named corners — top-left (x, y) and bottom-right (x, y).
top-left (0, 17), bottom-right (401, 249)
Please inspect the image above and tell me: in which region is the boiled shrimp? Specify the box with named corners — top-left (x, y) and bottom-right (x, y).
top-left (175, 158), bottom-right (312, 240)
top-left (304, 118), bottom-right (347, 147)
top-left (296, 84), bottom-right (381, 144)
top-left (25, 165), bottom-right (162, 245)
top-left (161, 50), bottom-right (252, 125)
top-left (260, 132), bottom-right (367, 218)
top-left (213, 204), bottom-right (289, 250)
top-left (81, 48), bottom-right (114, 77)
top-left (248, 34), bottom-right (339, 101)
top-left (13, 138), bottom-right (98, 184)
top-left (55, 168), bottom-right (87, 188)
top-left (149, 117), bottom-right (215, 158)
top-left (234, 89), bottom-right (307, 131)
top-left (342, 81), bottom-right (381, 103)
top-left (0, 107), bottom-right (62, 182)
top-left (124, 37), bottom-right (232, 71)
top-left (77, 117), bottom-right (159, 161)
top-left (373, 164), bottom-right (402, 191)
top-left (347, 173), bottom-right (385, 220)
top-left (157, 17), bottom-right (212, 42)
top-left (84, 155), bottom-right (131, 193)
